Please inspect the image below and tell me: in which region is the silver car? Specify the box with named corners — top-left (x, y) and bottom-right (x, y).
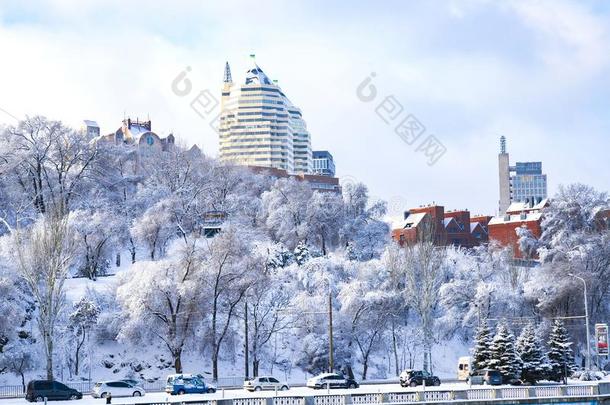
top-left (243, 376), bottom-right (289, 392)
top-left (92, 380), bottom-right (145, 398)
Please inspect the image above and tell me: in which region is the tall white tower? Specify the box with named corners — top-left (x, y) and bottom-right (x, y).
top-left (498, 136), bottom-right (511, 214)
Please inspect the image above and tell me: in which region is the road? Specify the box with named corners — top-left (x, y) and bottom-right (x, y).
top-left (0, 380), bottom-right (594, 405)
top-left (0, 382), bottom-right (478, 405)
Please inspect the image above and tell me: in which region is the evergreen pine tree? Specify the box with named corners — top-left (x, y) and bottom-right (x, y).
top-left (294, 241), bottom-right (311, 265)
top-left (516, 323), bottom-right (549, 383)
top-left (547, 319), bottom-right (576, 381)
top-left (489, 321), bottom-right (522, 379)
top-left (471, 319), bottom-right (493, 372)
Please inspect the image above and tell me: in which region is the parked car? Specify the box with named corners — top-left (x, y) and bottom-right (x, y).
top-left (307, 373), bottom-right (359, 389)
top-left (165, 374), bottom-right (216, 395)
top-left (26, 380), bottom-right (82, 402)
top-left (120, 379), bottom-right (141, 387)
top-left (92, 380), bottom-right (145, 398)
top-left (243, 376), bottom-right (289, 391)
top-left (399, 370), bottom-right (441, 387)
top-left (468, 369), bottom-right (502, 386)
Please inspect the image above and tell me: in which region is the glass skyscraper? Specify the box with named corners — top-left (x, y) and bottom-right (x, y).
top-left (511, 161), bottom-right (547, 204)
top-left (312, 150), bottom-right (336, 177)
top-left (219, 60), bottom-right (312, 174)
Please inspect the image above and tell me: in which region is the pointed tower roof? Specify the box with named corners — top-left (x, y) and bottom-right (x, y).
top-left (500, 136), bottom-right (507, 154)
top-left (245, 55), bottom-right (272, 85)
top-left (223, 61), bottom-right (233, 83)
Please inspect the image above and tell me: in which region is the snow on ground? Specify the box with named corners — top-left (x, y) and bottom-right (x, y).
top-left (64, 250), bottom-right (135, 304)
top-left (0, 381), bottom-right (600, 405)
top-left (8, 381), bottom-right (609, 405)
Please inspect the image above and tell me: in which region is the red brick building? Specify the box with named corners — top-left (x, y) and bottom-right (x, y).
top-left (248, 165), bottom-right (341, 193)
top-left (487, 199), bottom-right (548, 258)
top-left (392, 204), bottom-right (492, 248)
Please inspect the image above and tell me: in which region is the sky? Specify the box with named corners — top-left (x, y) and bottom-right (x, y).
top-left (0, 0), bottom-right (609, 218)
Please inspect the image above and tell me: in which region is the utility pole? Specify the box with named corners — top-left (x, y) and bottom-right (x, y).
top-left (328, 288), bottom-right (334, 373)
top-left (244, 301), bottom-right (249, 378)
top-left (569, 273), bottom-right (591, 370)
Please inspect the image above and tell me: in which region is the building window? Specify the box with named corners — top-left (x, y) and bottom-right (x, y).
top-left (147, 135), bottom-right (154, 145)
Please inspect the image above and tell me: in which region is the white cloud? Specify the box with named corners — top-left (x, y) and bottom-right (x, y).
top-left (0, 0), bottom-right (608, 215)
top-left (509, 0), bottom-right (610, 78)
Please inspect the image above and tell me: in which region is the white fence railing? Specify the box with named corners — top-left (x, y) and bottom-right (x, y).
top-left (274, 397), bottom-right (305, 405)
top-left (534, 386), bottom-right (563, 397)
top-left (422, 390), bottom-right (453, 401)
top-left (466, 388), bottom-right (495, 400)
top-left (386, 392), bottom-right (418, 403)
top-left (351, 393), bottom-right (382, 404)
top-left (313, 395), bottom-right (346, 405)
top-left (233, 398), bottom-right (267, 405)
top-left (566, 385), bottom-right (595, 397)
top-left (501, 387), bottom-right (529, 399)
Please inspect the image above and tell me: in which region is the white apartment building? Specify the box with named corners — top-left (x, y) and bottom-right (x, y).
top-left (218, 60), bottom-right (312, 174)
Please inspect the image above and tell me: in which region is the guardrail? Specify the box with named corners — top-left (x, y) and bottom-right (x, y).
top-left (0, 380), bottom-right (605, 403)
top-left (110, 382), bottom-right (608, 405)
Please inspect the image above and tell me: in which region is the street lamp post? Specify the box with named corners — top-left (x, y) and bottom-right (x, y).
top-left (328, 288), bottom-right (334, 373)
top-left (568, 273), bottom-right (591, 370)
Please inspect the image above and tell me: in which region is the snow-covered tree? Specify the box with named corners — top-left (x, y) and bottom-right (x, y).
top-left (130, 199), bottom-right (175, 260)
top-left (258, 242), bottom-right (293, 270)
top-left (294, 241), bottom-right (311, 265)
top-left (90, 143), bottom-right (142, 264)
top-left (547, 320), bottom-right (576, 380)
top-left (243, 249), bottom-right (293, 376)
top-left (1, 116), bottom-right (99, 215)
top-left (67, 297), bottom-right (100, 375)
top-left (69, 210), bottom-right (121, 279)
top-left (340, 182), bottom-right (389, 260)
top-left (0, 244), bottom-right (27, 349)
top-left (516, 226), bottom-right (540, 261)
top-left (339, 259), bottom-right (391, 380)
top-left (471, 319), bottom-right (493, 372)
top-left (525, 184), bottom-right (610, 331)
top-left (287, 255), bottom-right (352, 374)
top-left (261, 178), bottom-right (312, 249)
top-left (199, 227), bottom-right (256, 381)
top-left (0, 334), bottom-right (37, 392)
top-left (14, 211), bottom-right (75, 380)
top-left (383, 240), bottom-right (447, 372)
top-left (306, 191), bottom-right (344, 255)
top-left (539, 184), bottom-right (609, 252)
top-left (489, 321), bottom-right (521, 379)
top-left (516, 323), bottom-right (549, 383)
top-left (0, 244), bottom-right (36, 391)
top-left (439, 247), bottom-right (494, 334)
top-left (117, 239), bottom-right (204, 373)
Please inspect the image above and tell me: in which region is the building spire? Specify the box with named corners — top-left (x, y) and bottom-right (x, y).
top-left (223, 61), bottom-right (233, 83)
top-left (500, 135), bottom-right (506, 154)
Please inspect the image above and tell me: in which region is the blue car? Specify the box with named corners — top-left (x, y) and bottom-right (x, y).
top-left (165, 374), bottom-right (217, 395)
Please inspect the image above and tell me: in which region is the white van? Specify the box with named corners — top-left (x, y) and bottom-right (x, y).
top-left (457, 356), bottom-right (472, 381)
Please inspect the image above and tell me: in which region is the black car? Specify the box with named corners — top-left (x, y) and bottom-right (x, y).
top-left (307, 373), bottom-right (359, 389)
top-left (26, 380), bottom-right (82, 402)
top-left (399, 370), bottom-right (441, 387)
